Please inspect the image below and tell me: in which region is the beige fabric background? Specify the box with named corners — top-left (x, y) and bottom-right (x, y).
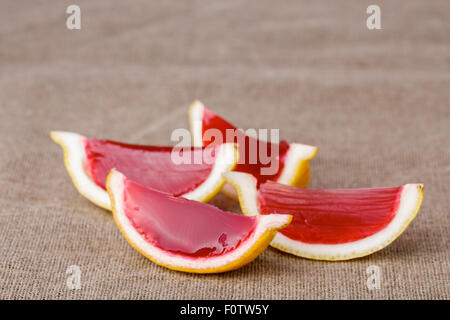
top-left (0, 0), bottom-right (449, 299)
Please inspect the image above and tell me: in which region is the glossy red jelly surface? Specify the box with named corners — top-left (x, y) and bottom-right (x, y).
top-left (258, 181), bottom-right (403, 244)
top-left (84, 138), bottom-right (216, 196)
top-left (201, 107), bottom-right (290, 185)
top-left (122, 176), bottom-right (258, 257)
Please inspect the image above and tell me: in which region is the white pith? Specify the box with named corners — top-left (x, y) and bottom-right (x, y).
top-left (189, 100), bottom-right (317, 199)
top-left (51, 131), bottom-right (238, 210)
top-left (51, 131), bottom-right (110, 209)
top-left (182, 142), bottom-right (236, 201)
top-left (276, 143), bottom-right (317, 185)
top-left (224, 171), bottom-right (423, 261)
top-left (108, 170), bottom-right (291, 271)
top-left (190, 100), bottom-right (204, 148)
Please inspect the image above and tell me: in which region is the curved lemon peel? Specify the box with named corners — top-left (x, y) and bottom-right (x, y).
top-left (50, 131), bottom-right (111, 210)
top-left (51, 130), bottom-right (239, 210)
top-left (188, 100), bottom-right (318, 200)
top-left (107, 169), bottom-right (292, 274)
top-left (224, 171), bottom-right (424, 261)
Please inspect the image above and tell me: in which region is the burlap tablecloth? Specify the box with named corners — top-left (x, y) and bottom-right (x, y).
top-left (0, 0), bottom-right (448, 299)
